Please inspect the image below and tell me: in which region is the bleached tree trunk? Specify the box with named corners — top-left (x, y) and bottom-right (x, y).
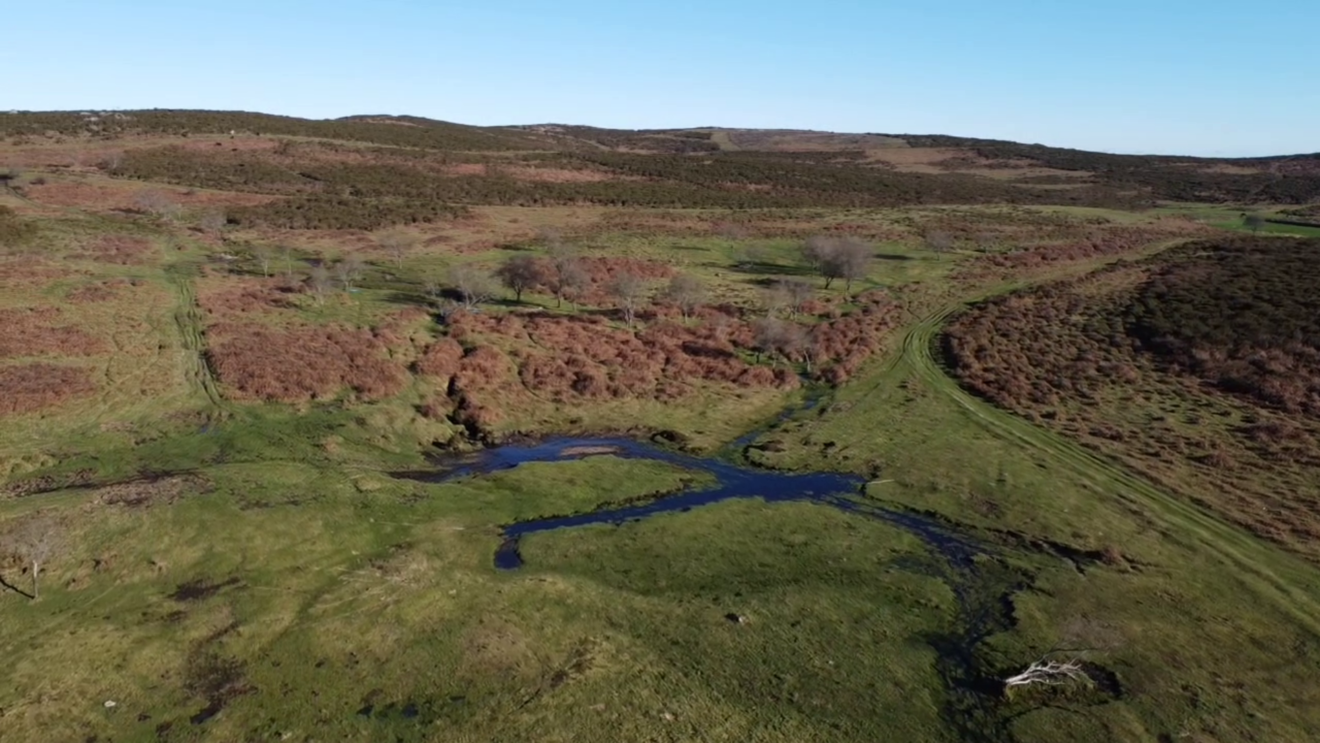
top-left (1003, 657), bottom-right (1088, 690)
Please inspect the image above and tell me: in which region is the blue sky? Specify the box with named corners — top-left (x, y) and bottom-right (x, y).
top-left (4, 0), bottom-right (1317, 156)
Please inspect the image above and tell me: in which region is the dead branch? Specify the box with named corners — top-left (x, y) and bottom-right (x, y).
top-left (1003, 656), bottom-right (1088, 690)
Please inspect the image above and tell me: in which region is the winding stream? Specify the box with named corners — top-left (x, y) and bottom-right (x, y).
top-left (398, 421), bottom-right (1030, 741)
top-left (408, 435), bottom-right (981, 569)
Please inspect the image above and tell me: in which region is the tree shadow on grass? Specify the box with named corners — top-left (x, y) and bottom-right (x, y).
top-left (0, 574), bottom-right (34, 600)
top-left (717, 261), bottom-right (815, 277)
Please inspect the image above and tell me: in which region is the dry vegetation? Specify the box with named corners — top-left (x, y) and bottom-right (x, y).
top-left (943, 236), bottom-right (1320, 559)
top-left (0, 363), bottom-right (98, 415)
top-left (0, 308), bottom-right (106, 359)
top-left (206, 325), bottom-right (409, 403)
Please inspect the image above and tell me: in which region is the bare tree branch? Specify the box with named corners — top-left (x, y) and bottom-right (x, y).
top-left (1003, 656), bottom-right (1090, 691)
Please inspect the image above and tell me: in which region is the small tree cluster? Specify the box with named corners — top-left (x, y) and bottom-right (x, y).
top-left (450, 263), bottom-right (496, 309)
top-left (134, 189), bottom-right (181, 220)
top-left (378, 230), bottom-right (418, 268)
top-left (764, 278), bottom-right (815, 318)
top-left (549, 244), bottom-right (589, 308)
top-left (609, 272), bottom-right (649, 327)
top-left (800, 235), bottom-right (873, 291)
top-left (752, 317), bottom-right (808, 365)
top-left (495, 255), bottom-right (542, 303)
top-left (662, 274), bottom-right (706, 319)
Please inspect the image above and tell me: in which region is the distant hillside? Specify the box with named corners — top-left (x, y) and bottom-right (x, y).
top-left (3, 109), bottom-right (1318, 214)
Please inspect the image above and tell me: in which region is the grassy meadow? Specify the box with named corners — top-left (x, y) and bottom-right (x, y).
top-left (2, 114), bottom-right (1320, 742)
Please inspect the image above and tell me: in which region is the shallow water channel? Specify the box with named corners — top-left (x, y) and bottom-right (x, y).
top-left (410, 436), bottom-right (980, 570)
top-left (398, 430), bottom-right (1031, 741)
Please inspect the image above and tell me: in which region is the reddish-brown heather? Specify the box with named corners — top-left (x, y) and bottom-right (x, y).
top-left (0, 308), bottom-right (107, 359)
top-left (206, 324), bottom-right (407, 402)
top-left (0, 363), bottom-right (97, 415)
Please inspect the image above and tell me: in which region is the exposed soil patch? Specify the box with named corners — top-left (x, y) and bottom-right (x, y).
top-left (183, 649), bottom-right (252, 725)
top-left (93, 474), bottom-right (208, 508)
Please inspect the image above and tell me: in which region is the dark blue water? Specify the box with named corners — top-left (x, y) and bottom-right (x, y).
top-left (395, 432), bottom-right (1027, 741)
top-left (399, 436), bottom-right (981, 570)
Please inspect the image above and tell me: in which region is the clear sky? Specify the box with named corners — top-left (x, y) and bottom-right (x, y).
top-left (4, 0), bottom-right (1317, 156)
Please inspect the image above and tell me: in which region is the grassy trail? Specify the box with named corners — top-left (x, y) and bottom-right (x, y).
top-left (889, 297), bottom-right (1320, 637)
top-left (164, 259), bottom-right (225, 415)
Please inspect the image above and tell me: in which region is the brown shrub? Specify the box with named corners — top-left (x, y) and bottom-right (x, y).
top-left (207, 324), bottom-right (407, 402)
top-left (0, 363), bottom-right (97, 415)
top-left (67, 279), bottom-right (132, 303)
top-left (197, 278), bottom-right (299, 322)
top-left (416, 338), bottom-right (465, 382)
top-left (0, 308), bottom-right (106, 359)
top-left (72, 235), bottom-right (154, 265)
top-left (0, 257), bottom-right (77, 289)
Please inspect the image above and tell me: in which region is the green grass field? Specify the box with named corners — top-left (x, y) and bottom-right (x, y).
top-left (3, 146), bottom-right (1319, 743)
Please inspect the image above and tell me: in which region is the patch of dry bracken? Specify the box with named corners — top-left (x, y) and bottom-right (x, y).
top-left (0, 307), bottom-right (107, 359)
top-left (0, 363), bottom-right (97, 415)
top-left (207, 324), bottom-right (407, 403)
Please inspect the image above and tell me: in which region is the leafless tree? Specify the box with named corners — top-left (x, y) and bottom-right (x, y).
top-left (778, 322), bottom-right (808, 366)
top-left (308, 264), bottom-right (333, 304)
top-left (280, 244), bottom-right (296, 279)
top-left (974, 231), bottom-right (998, 253)
top-left (778, 279), bottom-right (815, 317)
top-left (1002, 656), bottom-right (1089, 693)
top-left (537, 226), bottom-right (564, 250)
top-left (765, 279), bottom-right (808, 318)
top-left (378, 230), bottom-right (417, 268)
top-left (98, 151), bottom-right (124, 172)
top-left (608, 272), bottom-right (648, 328)
top-left (252, 245), bottom-right (273, 277)
top-left (336, 255), bottom-right (364, 292)
top-left (800, 234), bottom-right (836, 271)
top-left (835, 237), bottom-right (873, 292)
top-left (495, 254), bottom-right (543, 303)
top-left (801, 235), bottom-right (873, 291)
top-left (761, 284), bottom-right (788, 318)
top-left (819, 237), bottom-right (872, 292)
top-left (751, 317), bottom-right (807, 364)
top-left (925, 231), bottom-right (956, 255)
top-left (450, 263), bottom-right (496, 310)
top-left (548, 243), bottom-right (584, 308)
top-left (733, 243), bottom-right (771, 270)
top-left (662, 274), bottom-right (706, 320)
top-left (198, 209), bottom-right (227, 236)
top-left (134, 190), bottom-right (180, 220)
top-left (751, 318), bottom-right (783, 363)
top-left (1243, 213), bottom-right (1266, 233)
top-left (557, 260), bottom-right (590, 309)
top-left (4, 514), bottom-right (63, 600)
top-left (705, 313), bottom-right (735, 344)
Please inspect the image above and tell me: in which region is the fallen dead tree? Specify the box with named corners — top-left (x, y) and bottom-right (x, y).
top-left (1002, 655), bottom-right (1090, 693)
